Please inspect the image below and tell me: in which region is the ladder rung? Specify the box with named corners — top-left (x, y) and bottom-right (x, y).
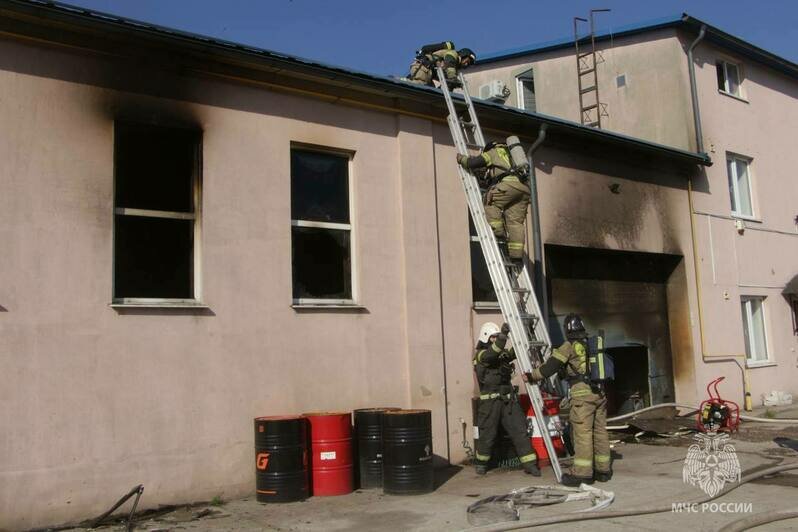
top-left (518, 313), bottom-right (539, 322)
top-left (584, 121), bottom-right (600, 127)
top-left (512, 287), bottom-right (530, 294)
top-left (582, 103), bottom-right (598, 111)
top-left (579, 68), bottom-right (595, 76)
top-left (578, 52), bottom-right (592, 59)
top-left (580, 85), bottom-right (597, 94)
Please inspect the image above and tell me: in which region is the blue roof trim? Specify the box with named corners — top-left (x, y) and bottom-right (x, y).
top-left (479, 14), bottom-right (684, 64)
top-left (478, 12), bottom-right (798, 80)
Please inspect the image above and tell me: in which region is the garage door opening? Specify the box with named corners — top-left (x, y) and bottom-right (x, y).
top-left (545, 245), bottom-right (682, 413)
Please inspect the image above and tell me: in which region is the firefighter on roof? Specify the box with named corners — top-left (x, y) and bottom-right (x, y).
top-left (407, 41), bottom-right (476, 86)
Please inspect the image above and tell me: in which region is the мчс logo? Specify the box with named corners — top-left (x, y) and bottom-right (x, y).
top-left (682, 432), bottom-right (741, 496)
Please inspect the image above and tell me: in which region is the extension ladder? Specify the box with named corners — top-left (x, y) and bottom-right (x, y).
top-left (437, 67), bottom-right (563, 481)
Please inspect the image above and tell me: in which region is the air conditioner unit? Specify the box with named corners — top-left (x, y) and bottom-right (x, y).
top-left (479, 80), bottom-right (508, 101)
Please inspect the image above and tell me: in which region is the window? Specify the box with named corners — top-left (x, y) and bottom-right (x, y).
top-left (291, 146), bottom-right (354, 304)
top-left (716, 60), bottom-right (743, 97)
top-left (741, 297), bottom-right (769, 363)
top-left (469, 214), bottom-right (497, 306)
top-left (791, 297), bottom-right (798, 335)
top-left (113, 122), bottom-right (201, 304)
top-left (516, 69), bottom-right (536, 112)
top-left (616, 74), bottom-right (627, 88)
top-left (726, 154), bottom-right (754, 217)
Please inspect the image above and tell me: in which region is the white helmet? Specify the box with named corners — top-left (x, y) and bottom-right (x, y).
top-left (478, 322), bottom-right (501, 344)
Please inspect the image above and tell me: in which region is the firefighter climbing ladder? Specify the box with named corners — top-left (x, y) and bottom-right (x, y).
top-left (436, 67), bottom-right (563, 482)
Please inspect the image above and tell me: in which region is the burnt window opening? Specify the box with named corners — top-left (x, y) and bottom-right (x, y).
top-left (291, 147), bottom-right (354, 303)
top-left (113, 122), bottom-right (200, 302)
top-left (469, 213), bottom-right (498, 306)
top-left (791, 296), bottom-right (798, 336)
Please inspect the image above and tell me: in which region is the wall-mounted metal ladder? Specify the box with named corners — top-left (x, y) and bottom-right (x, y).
top-left (436, 67), bottom-right (563, 482)
top-left (574, 9), bottom-right (610, 127)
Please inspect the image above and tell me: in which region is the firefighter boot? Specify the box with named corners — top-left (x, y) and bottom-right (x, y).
top-left (560, 473), bottom-right (594, 487)
top-left (475, 462), bottom-right (488, 475)
top-left (594, 469), bottom-right (613, 482)
top-left (523, 462), bottom-right (541, 476)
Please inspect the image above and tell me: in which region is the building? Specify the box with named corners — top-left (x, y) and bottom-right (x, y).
top-left (467, 12), bottom-right (798, 418)
top-left (0, 1), bottom-right (791, 528)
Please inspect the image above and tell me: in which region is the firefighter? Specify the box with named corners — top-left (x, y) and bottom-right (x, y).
top-left (457, 141), bottom-right (530, 263)
top-left (527, 314), bottom-right (612, 486)
top-left (407, 41), bottom-right (476, 86)
top-left (473, 322), bottom-right (540, 476)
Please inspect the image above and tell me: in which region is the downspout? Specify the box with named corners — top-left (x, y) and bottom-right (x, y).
top-left (687, 24), bottom-right (707, 154)
top-left (526, 124), bottom-right (548, 323)
top-left (685, 25), bottom-right (752, 411)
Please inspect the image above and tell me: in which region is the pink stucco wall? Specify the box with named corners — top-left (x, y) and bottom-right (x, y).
top-left (0, 28), bottom-right (741, 529)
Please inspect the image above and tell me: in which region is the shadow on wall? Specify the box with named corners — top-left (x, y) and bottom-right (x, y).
top-left (0, 39), bottom-right (398, 139)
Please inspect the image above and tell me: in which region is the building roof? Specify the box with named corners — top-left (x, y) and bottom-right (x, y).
top-left (0, 0), bottom-right (710, 169)
top-left (478, 13), bottom-right (798, 80)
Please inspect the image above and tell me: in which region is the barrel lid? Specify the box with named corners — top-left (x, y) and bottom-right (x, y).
top-left (354, 407), bottom-right (401, 413)
top-left (301, 411), bottom-right (350, 418)
top-left (384, 409), bottom-right (430, 415)
top-left (255, 415), bottom-right (304, 421)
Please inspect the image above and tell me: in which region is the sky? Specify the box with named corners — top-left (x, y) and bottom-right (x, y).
top-left (60, 0), bottom-right (798, 76)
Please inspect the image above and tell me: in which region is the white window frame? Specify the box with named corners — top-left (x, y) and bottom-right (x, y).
top-left (290, 143), bottom-right (357, 307)
top-left (741, 296), bottom-right (771, 366)
top-left (111, 123), bottom-right (203, 307)
top-left (515, 70), bottom-right (535, 112)
top-left (726, 153), bottom-right (756, 219)
top-left (717, 59), bottom-right (745, 99)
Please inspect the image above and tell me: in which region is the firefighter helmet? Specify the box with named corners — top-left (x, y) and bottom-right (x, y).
top-left (563, 313), bottom-right (587, 339)
top-left (458, 48), bottom-right (476, 65)
top-left (478, 322), bottom-right (501, 344)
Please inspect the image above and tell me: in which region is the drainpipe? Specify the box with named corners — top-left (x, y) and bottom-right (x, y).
top-left (687, 24), bottom-right (707, 153)
top-left (687, 179), bottom-right (753, 411)
top-left (526, 124), bottom-right (548, 323)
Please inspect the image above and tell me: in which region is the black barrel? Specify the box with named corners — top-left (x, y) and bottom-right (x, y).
top-left (254, 416), bottom-right (308, 503)
top-left (382, 409), bottom-right (434, 495)
top-left (354, 408), bottom-right (398, 489)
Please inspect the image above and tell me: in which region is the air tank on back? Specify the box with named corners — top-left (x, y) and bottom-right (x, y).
top-left (506, 135), bottom-right (529, 176)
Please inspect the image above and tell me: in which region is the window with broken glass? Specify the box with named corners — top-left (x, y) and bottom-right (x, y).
top-left (470, 214), bottom-right (498, 307)
top-left (113, 122), bottom-right (201, 304)
top-left (291, 146), bottom-right (354, 304)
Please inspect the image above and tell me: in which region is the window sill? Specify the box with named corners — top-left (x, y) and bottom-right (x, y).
top-left (292, 303), bottom-right (368, 313)
top-left (473, 302), bottom-right (501, 311)
top-left (731, 213), bottom-right (761, 223)
top-left (745, 360), bottom-right (777, 369)
top-left (718, 90), bottom-right (749, 104)
top-left (110, 300), bottom-right (209, 309)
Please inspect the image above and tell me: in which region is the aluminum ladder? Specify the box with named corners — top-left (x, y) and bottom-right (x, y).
top-left (436, 67), bottom-right (563, 482)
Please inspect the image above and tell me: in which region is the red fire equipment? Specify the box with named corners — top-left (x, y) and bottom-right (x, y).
top-left (697, 377), bottom-right (740, 433)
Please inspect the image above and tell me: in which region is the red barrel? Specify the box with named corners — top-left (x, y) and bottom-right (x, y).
top-left (303, 412), bottom-right (353, 496)
top-left (519, 394), bottom-right (566, 467)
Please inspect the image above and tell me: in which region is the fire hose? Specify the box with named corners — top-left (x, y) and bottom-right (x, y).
top-left (464, 462), bottom-right (798, 531)
top-left (605, 402), bottom-right (798, 424)
top-left (718, 508), bottom-right (798, 532)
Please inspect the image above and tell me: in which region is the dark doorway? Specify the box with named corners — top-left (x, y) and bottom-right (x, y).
top-left (606, 346), bottom-right (649, 415)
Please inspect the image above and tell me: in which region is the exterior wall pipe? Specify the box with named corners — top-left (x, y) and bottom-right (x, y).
top-left (526, 124), bottom-right (548, 324)
top-left (688, 178), bottom-right (753, 411)
top-left (687, 24), bottom-right (707, 153)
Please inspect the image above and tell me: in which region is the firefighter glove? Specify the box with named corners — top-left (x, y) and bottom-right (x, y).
top-left (501, 322), bottom-right (510, 335)
top-left (456, 154), bottom-right (469, 167)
